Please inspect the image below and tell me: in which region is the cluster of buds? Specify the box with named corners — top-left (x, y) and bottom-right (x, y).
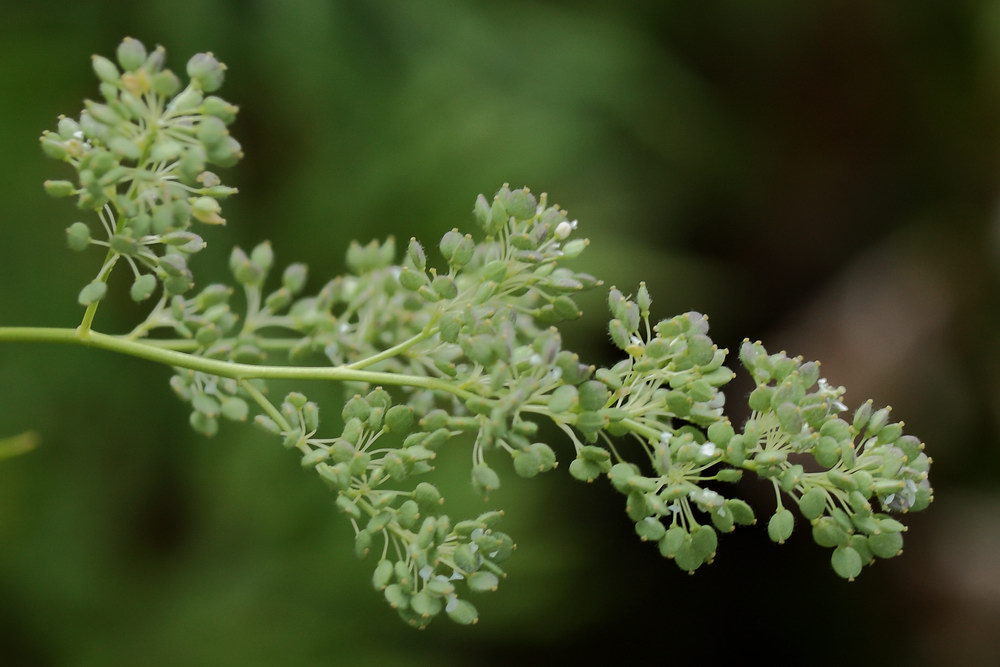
top-left (41, 42), bottom-right (934, 626)
top-left (41, 37), bottom-right (241, 306)
top-left (734, 342), bottom-right (932, 579)
top-left (250, 387), bottom-right (516, 628)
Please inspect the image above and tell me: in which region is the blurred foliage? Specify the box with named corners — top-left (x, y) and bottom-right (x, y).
top-left (0, 1), bottom-right (997, 665)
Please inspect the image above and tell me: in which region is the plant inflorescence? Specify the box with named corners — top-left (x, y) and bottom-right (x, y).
top-left (1, 39), bottom-right (933, 628)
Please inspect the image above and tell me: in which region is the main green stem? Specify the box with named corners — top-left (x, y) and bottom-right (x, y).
top-left (0, 326), bottom-right (479, 401)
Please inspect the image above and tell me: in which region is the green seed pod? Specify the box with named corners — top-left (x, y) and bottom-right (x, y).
top-left (748, 386), bottom-right (773, 413)
top-left (673, 538), bottom-right (705, 574)
top-left (711, 506), bottom-right (735, 533)
top-left (337, 494), bottom-right (361, 520)
top-left (578, 381), bottom-right (609, 411)
top-left (446, 599), bottom-right (479, 625)
top-left (220, 396), bottom-right (249, 422)
top-left (410, 591), bottom-right (442, 619)
top-left (635, 517), bottom-right (666, 542)
top-left (725, 499), bottom-right (756, 525)
top-left (530, 442), bottom-right (557, 470)
top-left (827, 470), bottom-right (858, 492)
top-left (372, 559), bottom-right (394, 590)
top-left (853, 400), bottom-right (873, 432)
top-left (45, 180), bottom-right (76, 198)
top-left (467, 571), bottom-right (499, 593)
top-left (776, 402), bottom-right (803, 434)
top-left (659, 526), bottom-right (687, 558)
top-left (66, 222), bottom-right (91, 251)
top-left (126, 274), bottom-right (157, 302)
top-left (432, 275), bottom-right (458, 299)
top-left (473, 194), bottom-right (491, 230)
top-left (707, 420), bottom-right (735, 447)
top-left (316, 463), bottom-right (351, 491)
top-left (568, 457), bottom-right (602, 482)
top-left (812, 516), bottom-right (848, 548)
top-left (253, 415), bottom-right (281, 436)
top-left (354, 529), bottom-right (373, 559)
top-left (471, 464), bottom-right (500, 495)
top-left (813, 436), bottom-right (841, 468)
top-left (513, 449), bottom-right (543, 478)
top-left (189, 411), bottom-right (218, 437)
top-left (77, 280), bottom-right (107, 306)
top-left (866, 407), bottom-right (891, 437)
top-left (625, 490), bottom-right (650, 521)
top-left (798, 487), bottom-right (827, 520)
top-left (868, 531), bottom-right (903, 559)
top-left (831, 545), bottom-right (863, 581)
top-left (690, 525), bottom-right (718, 562)
top-left (547, 385), bottom-right (578, 414)
top-left (778, 464), bottom-right (804, 493)
top-left (768, 509), bottom-right (794, 544)
top-left (92, 54), bottom-right (121, 84)
top-left (502, 188), bottom-right (537, 220)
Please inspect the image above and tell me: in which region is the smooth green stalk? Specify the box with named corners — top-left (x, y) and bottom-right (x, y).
top-left (0, 326), bottom-right (481, 401)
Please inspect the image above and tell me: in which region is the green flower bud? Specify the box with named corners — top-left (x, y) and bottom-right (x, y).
top-left (748, 386), bottom-right (773, 412)
top-left (187, 52), bottom-right (226, 92)
top-left (868, 531), bottom-right (903, 559)
top-left (853, 400), bottom-right (873, 432)
top-left (77, 280), bottom-right (107, 306)
top-left (220, 397), bottom-right (249, 422)
top-left (151, 69), bottom-right (181, 96)
top-left (812, 516), bottom-right (848, 548)
top-left (512, 449), bottom-right (543, 478)
top-left (831, 545), bottom-right (863, 581)
top-left (130, 274), bottom-right (157, 302)
top-left (578, 380), bottom-right (609, 411)
top-left (568, 456), bottom-right (603, 482)
top-left (776, 402), bottom-right (803, 434)
top-left (561, 238), bottom-right (588, 258)
top-left (471, 463), bottom-right (500, 495)
top-left (44, 180), bottom-right (76, 198)
top-left (502, 188), bottom-right (537, 220)
top-left (768, 508), bottom-right (794, 544)
top-left (336, 494), bottom-right (361, 520)
top-left (372, 559), bottom-right (394, 590)
top-left (711, 506), bottom-right (735, 533)
top-left (813, 436), bottom-right (841, 468)
top-left (189, 411), bottom-right (218, 437)
top-left (65, 222), bottom-right (91, 251)
top-left (201, 95), bottom-right (238, 123)
top-left (446, 599), bottom-right (479, 625)
top-left (432, 275), bottom-right (458, 299)
top-left (673, 537), bottom-right (705, 574)
top-left (798, 487), bottom-right (827, 520)
top-left (866, 407), bottom-right (891, 437)
top-left (116, 37), bottom-right (147, 72)
top-left (707, 420), bottom-right (735, 447)
top-left (467, 571), bottom-right (499, 593)
top-left (191, 196), bottom-right (225, 225)
top-left (91, 54), bottom-right (120, 84)
top-left (410, 590), bottom-right (442, 619)
top-left (658, 526), bottom-right (687, 558)
top-left (725, 499), bottom-right (756, 525)
top-left (633, 517), bottom-right (665, 542)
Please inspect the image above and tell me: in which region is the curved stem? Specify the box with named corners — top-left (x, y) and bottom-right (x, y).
top-left (0, 326), bottom-right (481, 402)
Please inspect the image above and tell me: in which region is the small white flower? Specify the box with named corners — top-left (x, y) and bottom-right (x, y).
top-left (446, 595), bottom-right (459, 612)
top-left (529, 354), bottom-right (542, 366)
top-left (419, 565), bottom-right (433, 580)
top-left (554, 221), bottom-right (573, 240)
top-left (699, 442), bottom-right (718, 458)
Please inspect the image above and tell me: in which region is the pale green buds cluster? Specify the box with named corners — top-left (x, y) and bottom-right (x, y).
top-left (38, 41), bottom-right (933, 629)
top-left (42, 37), bottom-right (242, 306)
top-left (250, 387), bottom-right (515, 629)
top-left (736, 341), bottom-right (932, 579)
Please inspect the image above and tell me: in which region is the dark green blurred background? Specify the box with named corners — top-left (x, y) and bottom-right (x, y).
top-left (1, 1), bottom-right (998, 665)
